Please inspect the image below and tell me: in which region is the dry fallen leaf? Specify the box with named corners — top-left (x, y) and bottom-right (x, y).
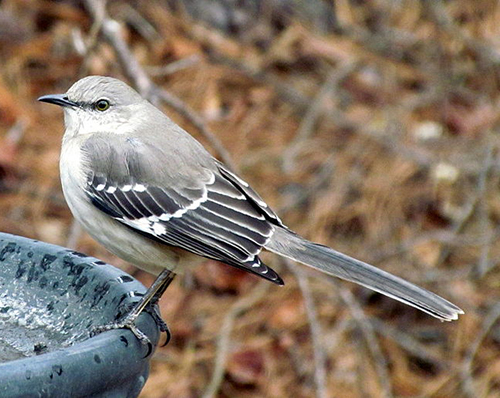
top-left (227, 347), bottom-right (265, 386)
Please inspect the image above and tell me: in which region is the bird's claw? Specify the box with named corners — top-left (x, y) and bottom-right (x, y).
top-left (145, 301), bottom-right (172, 346)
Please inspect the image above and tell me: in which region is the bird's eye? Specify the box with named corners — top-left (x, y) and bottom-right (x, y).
top-left (94, 99), bottom-right (110, 111)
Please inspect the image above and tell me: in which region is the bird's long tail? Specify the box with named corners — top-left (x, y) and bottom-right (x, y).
top-left (265, 227), bottom-right (463, 321)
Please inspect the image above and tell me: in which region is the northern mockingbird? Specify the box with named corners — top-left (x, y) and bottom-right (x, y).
top-left (39, 76), bottom-right (463, 342)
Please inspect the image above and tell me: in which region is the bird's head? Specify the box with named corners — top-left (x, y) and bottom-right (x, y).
top-left (38, 76), bottom-right (146, 139)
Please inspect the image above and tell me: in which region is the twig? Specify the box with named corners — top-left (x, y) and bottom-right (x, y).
top-left (475, 142), bottom-right (495, 277)
top-left (282, 63), bottom-right (358, 172)
top-left (286, 259), bottom-right (328, 398)
top-left (294, 62), bottom-right (357, 143)
top-left (76, 0), bottom-right (106, 77)
top-left (202, 282), bottom-right (270, 398)
top-left (278, 152), bottom-right (336, 215)
top-left (84, 0), bottom-right (152, 96)
top-left (436, 143), bottom-right (496, 270)
top-left (146, 55), bottom-right (202, 77)
top-left (423, 0), bottom-right (500, 67)
top-left (368, 318), bottom-right (449, 367)
top-left (461, 303), bottom-right (500, 397)
top-left (115, 3), bottom-right (160, 42)
top-left (338, 285), bottom-right (394, 398)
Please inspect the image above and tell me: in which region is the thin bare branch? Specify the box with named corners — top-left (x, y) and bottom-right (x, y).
top-left (436, 142), bottom-right (496, 270)
top-left (475, 142), bottom-right (495, 277)
top-left (461, 303), bottom-right (500, 397)
top-left (282, 62), bottom-right (358, 172)
top-left (338, 285), bottom-right (394, 398)
top-left (368, 318), bottom-right (449, 367)
top-left (146, 55), bottom-right (202, 77)
top-left (424, 0), bottom-right (500, 67)
top-left (287, 259), bottom-right (328, 398)
top-left (202, 282), bottom-right (270, 398)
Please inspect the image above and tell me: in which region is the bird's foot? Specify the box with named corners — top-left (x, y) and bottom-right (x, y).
top-left (90, 301), bottom-right (171, 350)
top-left (91, 269), bottom-right (175, 351)
top-left (90, 314), bottom-right (150, 344)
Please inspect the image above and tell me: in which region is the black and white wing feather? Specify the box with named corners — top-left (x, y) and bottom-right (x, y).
top-left (83, 137), bottom-right (284, 284)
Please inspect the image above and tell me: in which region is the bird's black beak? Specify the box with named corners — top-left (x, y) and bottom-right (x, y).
top-left (38, 94), bottom-right (78, 108)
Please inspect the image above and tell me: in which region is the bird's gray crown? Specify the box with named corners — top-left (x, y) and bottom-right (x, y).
top-left (66, 76), bottom-right (144, 106)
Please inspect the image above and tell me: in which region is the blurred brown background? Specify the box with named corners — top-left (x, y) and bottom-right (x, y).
top-left (0, 0), bottom-right (499, 397)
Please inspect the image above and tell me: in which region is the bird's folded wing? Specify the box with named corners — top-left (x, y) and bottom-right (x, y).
top-left (215, 160), bottom-right (283, 225)
top-left (82, 137), bottom-right (283, 284)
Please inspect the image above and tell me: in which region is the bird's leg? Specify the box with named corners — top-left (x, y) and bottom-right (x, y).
top-left (143, 271), bottom-right (177, 346)
top-left (125, 269), bottom-right (176, 323)
top-left (92, 269), bottom-right (176, 347)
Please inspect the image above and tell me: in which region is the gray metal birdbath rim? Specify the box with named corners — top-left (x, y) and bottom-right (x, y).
top-left (0, 232), bottom-right (160, 398)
